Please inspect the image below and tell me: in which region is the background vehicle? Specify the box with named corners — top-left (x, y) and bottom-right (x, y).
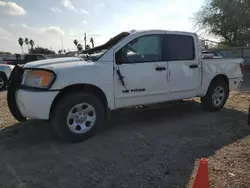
top-left (3, 54), bottom-right (47, 65)
top-left (202, 50), bottom-right (224, 59)
top-left (0, 64), bottom-right (14, 90)
top-left (7, 30), bottom-right (244, 142)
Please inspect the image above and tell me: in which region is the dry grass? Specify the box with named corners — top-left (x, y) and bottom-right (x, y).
top-left (0, 91), bottom-right (17, 129)
top-left (0, 90), bottom-right (250, 188)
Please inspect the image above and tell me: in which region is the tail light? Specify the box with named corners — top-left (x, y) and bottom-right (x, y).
top-left (240, 63), bottom-right (244, 74)
top-left (3, 60), bottom-right (7, 64)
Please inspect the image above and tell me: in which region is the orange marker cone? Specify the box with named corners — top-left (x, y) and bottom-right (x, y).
top-left (193, 158), bottom-right (210, 188)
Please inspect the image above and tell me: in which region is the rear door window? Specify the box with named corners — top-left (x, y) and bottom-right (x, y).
top-left (165, 34), bottom-right (195, 61)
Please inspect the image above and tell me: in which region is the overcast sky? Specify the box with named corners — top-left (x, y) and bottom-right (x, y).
top-left (0, 0), bottom-right (204, 53)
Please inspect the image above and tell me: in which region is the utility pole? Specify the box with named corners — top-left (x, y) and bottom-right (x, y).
top-left (84, 32), bottom-right (87, 49)
top-left (60, 27), bottom-right (64, 51)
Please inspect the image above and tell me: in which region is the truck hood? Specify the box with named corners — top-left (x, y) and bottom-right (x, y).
top-left (23, 57), bottom-right (92, 69)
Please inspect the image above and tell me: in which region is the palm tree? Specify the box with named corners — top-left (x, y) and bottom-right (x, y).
top-left (29, 39), bottom-right (35, 49)
top-left (73, 39), bottom-right (78, 49)
top-left (18, 37), bottom-right (24, 54)
top-left (77, 44), bottom-right (83, 51)
top-left (25, 38), bottom-right (29, 52)
top-left (90, 37), bottom-right (94, 48)
top-left (85, 44), bottom-right (90, 50)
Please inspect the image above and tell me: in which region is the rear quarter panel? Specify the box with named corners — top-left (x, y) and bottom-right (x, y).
top-left (197, 58), bottom-right (244, 96)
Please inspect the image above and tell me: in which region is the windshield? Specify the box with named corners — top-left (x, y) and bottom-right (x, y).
top-left (78, 31), bottom-right (130, 61)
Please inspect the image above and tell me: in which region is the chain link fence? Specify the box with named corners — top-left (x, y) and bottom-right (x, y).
top-left (215, 47), bottom-right (250, 67)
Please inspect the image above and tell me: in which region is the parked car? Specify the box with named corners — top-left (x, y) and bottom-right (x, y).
top-left (7, 30), bottom-right (244, 142)
top-left (0, 64), bottom-right (14, 90)
top-left (202, 50), bottom-right (224, 59)
top-left (3, 54), bottom-right (48, 65)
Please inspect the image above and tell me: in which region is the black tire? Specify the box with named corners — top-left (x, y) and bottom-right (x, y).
top-left (51, 92), bottom-right (105, 142)
top-left (0, 72), bottom-right (7, 90)
top-left (201, 78), bottom-right (229, 112)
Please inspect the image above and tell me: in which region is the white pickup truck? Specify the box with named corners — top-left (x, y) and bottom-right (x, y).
top-left (7, 30), bottom-right (244, 142)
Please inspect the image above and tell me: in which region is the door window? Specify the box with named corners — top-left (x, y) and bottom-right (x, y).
top-left (165, 34), bottom-right (195, 61)
top-left (117, 35), bottom-right (163, 64)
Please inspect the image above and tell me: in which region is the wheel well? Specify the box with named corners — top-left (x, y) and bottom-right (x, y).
top-left (206, 74), bottom-right (229, 94)
top-left (49, 84), bottom-right (108, 119)
top-left (211, 74), bottom-right (229, 85)
top-left (0, 72), bottom-right (7, 80)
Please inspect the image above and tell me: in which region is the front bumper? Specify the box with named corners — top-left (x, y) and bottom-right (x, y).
top-left (7, 65), bottom-right (59, 121)
top-left (16, 89), bottom-right (59, 119)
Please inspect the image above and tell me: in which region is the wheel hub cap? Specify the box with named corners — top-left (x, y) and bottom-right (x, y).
top-left (212, 86), bottom-right (225, 106)
top-left (75, 112), bottom-right (87, 123)
top-left (66, 103), bottom-right (96, 134)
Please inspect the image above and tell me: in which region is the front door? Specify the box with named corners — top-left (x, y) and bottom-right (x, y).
top-left (114, 33), bottom-right (169, 108)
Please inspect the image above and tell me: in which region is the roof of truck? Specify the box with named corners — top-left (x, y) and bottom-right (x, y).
top-left (129, 29), bottom-right (196, 36)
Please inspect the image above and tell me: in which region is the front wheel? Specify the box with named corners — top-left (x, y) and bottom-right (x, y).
top-left (52, 92), bottom-right (105, 142)
top-left (201, 79), bottom-right (229, 112)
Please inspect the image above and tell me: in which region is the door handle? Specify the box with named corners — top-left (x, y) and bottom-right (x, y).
top-left (155, 67), bottom-right (166, 71)
top-left (189, 64), bottom-right (198, 69)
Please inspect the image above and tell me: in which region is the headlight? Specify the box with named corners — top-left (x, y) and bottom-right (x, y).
top-left (22, 69), bottom-right (56, 89)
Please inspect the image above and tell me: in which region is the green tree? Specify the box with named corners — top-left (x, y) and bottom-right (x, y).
top-left (195, 0), bottom-right (250, 47)
top-left (90, 37), bottom-right (94, 48)
top-left (18, 37), bottom-right (24, 54)
top-left (85, 44), bottom-right (90, 50)
top-left (29, 39), bottom-right (35, 50)
top-left (30, 47), bottom-right (55, 54)
top-left (77, 44), bottom-right (83, 51)
top-left (73, 39), bottom-right (78, 50)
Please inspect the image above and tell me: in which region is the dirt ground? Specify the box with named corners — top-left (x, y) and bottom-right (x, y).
top-left (0, 72), bottom-right (250, 188)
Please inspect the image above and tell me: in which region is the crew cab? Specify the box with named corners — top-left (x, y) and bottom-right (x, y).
top-left (4, 54), bottom-right (47, 65)
top-left (7, 30), bottom-right (244, 142)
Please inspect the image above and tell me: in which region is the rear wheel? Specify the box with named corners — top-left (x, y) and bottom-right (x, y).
top-left (52, 92), bottom-right (105, 142)
top-left (0, 72), bottom-right (7, 90)
top-left (201, 79), bottom-right (229, 112)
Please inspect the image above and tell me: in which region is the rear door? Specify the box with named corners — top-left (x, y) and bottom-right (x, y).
top-left (166, 34), bottom-right (200, 94)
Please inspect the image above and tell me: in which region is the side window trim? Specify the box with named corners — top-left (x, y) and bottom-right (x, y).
top-left (116, 34), bottom-right (165, 64)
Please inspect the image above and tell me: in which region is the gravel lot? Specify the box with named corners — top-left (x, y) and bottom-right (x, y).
top-left (0, 72), bottom-right (250, 188)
